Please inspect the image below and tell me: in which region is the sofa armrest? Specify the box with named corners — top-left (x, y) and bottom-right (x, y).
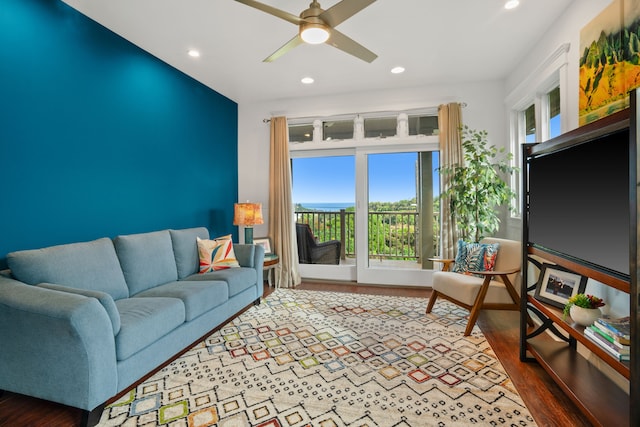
top-left (0, 276), bottom-right (118, 411)
top-left (235, 244), bottom-right (266, 268)
top-left (254, 244), bottom-right (265, 287)
top-left (234, 244), bottom-right (265, 291)
top-left (233, 244), bottom-right (255, 267)
top-left (38, 282), bottom-right (121, 335)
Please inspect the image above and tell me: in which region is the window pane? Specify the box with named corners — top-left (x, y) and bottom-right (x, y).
top-left (289, 124), bottom-right (314, 142)
top-left (548, 86), bottom-right (560, 117)
top-left (548, 86), bottom-right (561, 138)
top-left (368, 153), bottom-right (417, 203)
top-left (525, 104), bottom-right (536, 143)
top-left (364, 117), bottom-right (396, 138)
top-left (323, 120), bottom-right (353, 141)
top-left (367, 152), bottom-right (440, 266)
top-left (292, 156), bottom-right (355, 257)
top-left (408, 115), bottom-right (438, 136)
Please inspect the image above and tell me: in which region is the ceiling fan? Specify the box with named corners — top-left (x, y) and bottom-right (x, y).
top-left (234, 0), bottom-right (377, 63)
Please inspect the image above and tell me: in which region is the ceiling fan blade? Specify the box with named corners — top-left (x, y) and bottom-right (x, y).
top-left (328, 29), bottom-right (377, 63)
top-left (320, 0), bottom-right (376, 28)
top-left (263, 35), bottom-right (304, 62)
top-left (235, 0), bottom-right (303, 25)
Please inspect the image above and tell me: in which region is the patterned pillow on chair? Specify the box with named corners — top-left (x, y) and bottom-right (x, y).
top-left (452, 239), bottom-right (499, 277)
top-left (197, 235), bottom-right (240, 273)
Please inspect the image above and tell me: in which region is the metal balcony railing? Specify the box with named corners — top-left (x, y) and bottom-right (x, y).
top-left (294, 209), bottom-right (425, 261)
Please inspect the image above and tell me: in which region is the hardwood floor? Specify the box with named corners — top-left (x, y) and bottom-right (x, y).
top-left (0, 281), bottom-right (592, 427)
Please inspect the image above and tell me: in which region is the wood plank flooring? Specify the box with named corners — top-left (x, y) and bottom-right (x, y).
top-left (0, 281), bottom-right (592, 426)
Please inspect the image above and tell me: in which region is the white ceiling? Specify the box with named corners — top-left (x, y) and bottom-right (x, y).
top-left (61, 0), bottom-right (574, 105)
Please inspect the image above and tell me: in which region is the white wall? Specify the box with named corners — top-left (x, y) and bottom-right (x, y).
top-left (238, 0), bottom-right (614, 233)
top-left (503, 0), bottom-right (612, 241)
top-left (505, 0), bottom-right (613, 131)
top-left (237, 0), bottom-right (621, 289)
top-left (238, 80), bottom-right (506, 239)
top-left (505, 0), bottom-right (628, 319)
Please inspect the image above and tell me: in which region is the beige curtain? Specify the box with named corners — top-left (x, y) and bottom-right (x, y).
top-left (268, 116), bottom-right (301, 288)
top-left (438, 103), bottom-right (463, 259)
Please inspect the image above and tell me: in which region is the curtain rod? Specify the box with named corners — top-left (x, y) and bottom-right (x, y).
top-left (262, 102), bottom-right (467, 123)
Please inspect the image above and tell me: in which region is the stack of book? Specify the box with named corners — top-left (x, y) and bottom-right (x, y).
top-left (584, 316), bottom-right (630, 361)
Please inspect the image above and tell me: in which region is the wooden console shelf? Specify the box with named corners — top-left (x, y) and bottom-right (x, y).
top-left (528, 246), bottom-right (630, 294)
top-left (526, 335), bottom-right (629, 427)
top-left (522, 246), bottom-right (633, 427)
top-left (527, 295), bottom-right (630, 379)
top-left (520, 106), bottom-right (638, 426)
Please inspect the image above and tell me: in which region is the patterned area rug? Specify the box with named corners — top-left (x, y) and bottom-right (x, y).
top-left (97, 289), bottom-right (536, 427)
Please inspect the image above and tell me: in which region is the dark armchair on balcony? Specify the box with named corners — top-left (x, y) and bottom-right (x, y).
top-left (295, 223), bottom-right (341, 265)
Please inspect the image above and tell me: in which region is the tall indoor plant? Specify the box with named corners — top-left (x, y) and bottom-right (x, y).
top-left (439, 126), bottom-right (518, 242)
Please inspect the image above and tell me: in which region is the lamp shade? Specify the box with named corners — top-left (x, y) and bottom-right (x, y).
top-left (233, 203), bottom-right (264, 226)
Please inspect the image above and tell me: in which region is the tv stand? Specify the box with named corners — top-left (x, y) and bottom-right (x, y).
top-left (523, 247), bottom-right (629, 426)
top-left (519, 104), bottom-right (638, 427)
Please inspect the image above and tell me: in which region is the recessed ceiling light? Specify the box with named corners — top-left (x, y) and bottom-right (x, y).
top-left (188, 49), bottom-right (200, 58)
top-left (301, 77), bottom-right (315, 84)
top-left (504, 0), bottom-right (520, 10)
top-left (391, 66), bottom-right (405, 74)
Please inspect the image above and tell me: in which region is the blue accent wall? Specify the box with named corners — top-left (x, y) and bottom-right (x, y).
top-left (0, 0), bottom-right (238, 267)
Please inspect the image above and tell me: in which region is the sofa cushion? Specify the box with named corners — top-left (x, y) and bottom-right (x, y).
top-left (38, 283), bottom-right (121, 335)
top-left (115, 297), bottom-right (185, 360)
top-left (170, 227), bottom-right (210, 279)
top-left (114, 230), bottom-right (178, 296)
top-left (184, 267), bottom-right (257, 297)
top-left (7, 238), bottom-right (129, 300)
top-left (197, 236), bottom-right (240, 272)
top-left (133, 280), bottom-right (228, 321)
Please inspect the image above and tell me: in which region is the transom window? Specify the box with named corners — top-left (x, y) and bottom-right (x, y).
top-left (323, 120), bottom-right (353, 140)
top-left (288, 112), bottom-right (438, 144)
top-left (289, 124), bottom-right (313, 143)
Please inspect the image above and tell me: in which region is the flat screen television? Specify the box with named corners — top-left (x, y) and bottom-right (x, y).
top-left (526, 109), bottom-right (631, 282)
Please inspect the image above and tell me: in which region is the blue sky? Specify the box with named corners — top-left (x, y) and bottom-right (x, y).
top-left (292, 153), bottom-right (439, 204)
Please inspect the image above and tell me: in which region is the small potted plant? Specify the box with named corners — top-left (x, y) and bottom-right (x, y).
top-left (563, 294), bottom-right (605, 326)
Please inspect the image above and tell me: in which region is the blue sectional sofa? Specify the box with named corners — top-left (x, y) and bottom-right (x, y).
top-left (0, 227), bottom-right (264, 426)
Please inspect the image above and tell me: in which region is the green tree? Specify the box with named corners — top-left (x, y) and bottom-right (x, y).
top-left (439, 126), bottom-right (517, 243)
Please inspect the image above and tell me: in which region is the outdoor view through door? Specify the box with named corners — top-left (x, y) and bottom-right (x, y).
top-left (292, 152), bottom-right (440, 271)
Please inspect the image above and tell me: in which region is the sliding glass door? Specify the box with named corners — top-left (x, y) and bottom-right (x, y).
top-left (292, 153), bottom-right (357, 281)
top-left (355, 148), bottom-right (439, 285)
top-left (291, 143), bottom-right (439, 286)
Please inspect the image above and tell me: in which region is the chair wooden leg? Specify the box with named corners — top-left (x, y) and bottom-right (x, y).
top-left (425, 291), bottom-right (439, 314)
top-left (463, 277), bottom-right (493, 336)
top-left (464, 304), bottom-right (483, 336)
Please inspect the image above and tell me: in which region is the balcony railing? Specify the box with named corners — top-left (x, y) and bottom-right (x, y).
top-left (295, 209), bottom-right (426, 261)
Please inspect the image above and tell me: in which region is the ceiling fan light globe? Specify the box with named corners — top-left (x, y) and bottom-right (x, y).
top-left (300, 25), bottom-right (329, 44)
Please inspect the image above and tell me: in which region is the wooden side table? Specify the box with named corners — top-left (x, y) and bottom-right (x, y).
top-left (263, 254), bottom-right (279, 288)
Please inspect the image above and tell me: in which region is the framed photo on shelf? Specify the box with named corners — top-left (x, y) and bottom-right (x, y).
top-left (253, 237), bottom-right (273, 255)
top-left (533, 263), bottom-right (588, 309)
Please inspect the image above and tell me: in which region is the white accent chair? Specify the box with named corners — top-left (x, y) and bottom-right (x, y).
top-left (426, 237), bottom-right (522, 336)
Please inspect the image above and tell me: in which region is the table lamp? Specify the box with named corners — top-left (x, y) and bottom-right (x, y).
top-left (233, 202), bottom-right (264, 244)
